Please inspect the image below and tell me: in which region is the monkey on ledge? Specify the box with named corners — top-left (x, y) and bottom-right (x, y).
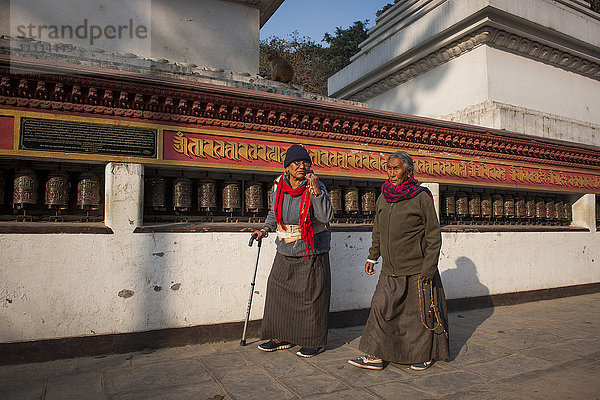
top-left (267, 52), bottom-right (296, 90)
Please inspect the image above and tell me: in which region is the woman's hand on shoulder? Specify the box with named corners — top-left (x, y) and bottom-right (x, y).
top-left (365, 261), bottom-right (376, 275)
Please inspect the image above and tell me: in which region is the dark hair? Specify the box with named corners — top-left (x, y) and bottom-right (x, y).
top-left (388, 151), bottom-right (414, 175)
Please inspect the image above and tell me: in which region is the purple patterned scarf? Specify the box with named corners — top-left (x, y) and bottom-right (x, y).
top-left (381, 177), bottom-right (433, 203)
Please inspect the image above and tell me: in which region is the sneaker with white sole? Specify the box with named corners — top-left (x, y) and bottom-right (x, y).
top-left (257, 340), bottom-right (292, 352)
top-left (295, 347), bottom-right (324, 358)
top-left (410, 359), bottom-right (434, 370)
top-left (348, 356), bottom-right (384, 370)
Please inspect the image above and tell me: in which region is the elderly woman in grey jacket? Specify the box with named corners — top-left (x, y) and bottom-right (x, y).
top-left (252, 144), bottom-right (333, 358)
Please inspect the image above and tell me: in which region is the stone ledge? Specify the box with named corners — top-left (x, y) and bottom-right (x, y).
top-left (0, 222), bottom-right (113, 234)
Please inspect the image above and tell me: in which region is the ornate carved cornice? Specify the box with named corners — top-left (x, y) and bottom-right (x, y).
top-left (347, 27), bottom-right (600, 102)
top-left (0, 65), bottom-right (598, 172)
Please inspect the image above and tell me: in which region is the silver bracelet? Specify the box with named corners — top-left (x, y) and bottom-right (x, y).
top-left (260, 228), bottom-right (269, 238)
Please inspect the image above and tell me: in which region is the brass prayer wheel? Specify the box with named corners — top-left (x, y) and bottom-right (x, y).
top-left (535, 197), bottom-right (546, 219)
top-left (329, 186), bottom-right (342, 214)
top-left (468, 193), bottom-right (481, 217)
top-left (198, 180), bottom-right (217, 211)
top-left (361, 189), bottom-right (377, 214)
top-left (13, 168), bottom-right (38, 207)
top-left (545, 198), bottom-right (555, 220)
top-left (481, 193), bottom-right (492, 219)
top-left (443, 192), bottom-right (456, 217)
top-left (172, 177), bottom-right (192, 211)
top-left (492, 194), bottom-right (503, 218)
top-left (222, 181), bottom-right (241, 211)
top-left (145, 176), bottom-right (166, 210)
top-left (503, 194), bottom-right (515, 218)
top-left (514, 196), bottom-right (526, 218)
top-left (77, 172), bottom-right (101, 209)
top-left (245, 182), bottom-right (263, 212)
top-left (344, 186), bottom-right (359, 214)
top-left (564, 202), bottom-right (572, 222)
top-left (0, 171), bottom-right (4, 205)
top-left (525, 197), bottom-right (536, 219)
top-left (45, 173), bottom-right (69, 209)
top-left (554, 199), bottom-right (564, 220)
top-left (455, 191), bottom-right (468, 216)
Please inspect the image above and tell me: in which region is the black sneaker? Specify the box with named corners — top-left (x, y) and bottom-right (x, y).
top-left (295, 347), bottom-right (324, 358)
top-left (410, 359), bottom-right (434, 371)
top-left (257, 340), bottom-right (292, 352)
top-left (348, 356), bottom-right (384, 370)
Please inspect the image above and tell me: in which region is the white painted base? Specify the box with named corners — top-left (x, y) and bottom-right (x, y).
top-left (0, 164), bottom-right (598, 343)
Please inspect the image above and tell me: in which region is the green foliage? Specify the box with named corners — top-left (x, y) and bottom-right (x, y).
top-left (375, 0), bottom-right (400, 18)
top-left (260, 21), bottom-right (369, 96)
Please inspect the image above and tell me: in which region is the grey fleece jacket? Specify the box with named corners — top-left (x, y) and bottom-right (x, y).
top-left (264, 175), bottom-right (334, 257)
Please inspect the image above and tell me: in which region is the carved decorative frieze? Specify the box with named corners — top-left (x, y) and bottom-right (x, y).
top-left (0, 65), bottom-right (598, 172)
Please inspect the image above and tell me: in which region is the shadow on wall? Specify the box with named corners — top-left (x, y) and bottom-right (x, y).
top-left (442, 256), bottom-right (493, 361)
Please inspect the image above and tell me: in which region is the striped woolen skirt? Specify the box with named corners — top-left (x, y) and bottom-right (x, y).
top-left (359, 271), bottom-right (450, 364)
top-left (260, 252), bottom-right (331, 348)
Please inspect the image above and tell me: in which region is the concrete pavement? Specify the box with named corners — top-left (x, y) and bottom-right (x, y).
top-left (1, 293), bottom-right (599, 399)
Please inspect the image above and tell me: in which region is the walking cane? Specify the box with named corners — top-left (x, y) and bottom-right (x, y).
top-left (240, 232), bottom-right (262, 346)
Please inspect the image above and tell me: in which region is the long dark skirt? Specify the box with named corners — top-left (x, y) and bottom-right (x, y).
top-left (261, 252), bottom-right (331, 348)
top-left (359, 271), bottom-right (450, 364)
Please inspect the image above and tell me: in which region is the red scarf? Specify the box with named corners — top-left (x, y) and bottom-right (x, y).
top-left (274, 174), bottom-right (314, 257)
top-left (381, 177), bottom-right (433, 203)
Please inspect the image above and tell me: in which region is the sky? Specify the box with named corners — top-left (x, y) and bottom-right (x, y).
top-left (260, 0), bottom-right (393, 44)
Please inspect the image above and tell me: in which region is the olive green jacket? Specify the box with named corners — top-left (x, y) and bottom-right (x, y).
top-left (368, 191), bottom-right (441, 279)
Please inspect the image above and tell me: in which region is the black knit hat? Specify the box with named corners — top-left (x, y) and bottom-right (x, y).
top-left (284, 144), bottom-right (311, 168)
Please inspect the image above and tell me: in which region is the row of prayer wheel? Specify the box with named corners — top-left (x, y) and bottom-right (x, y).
top-left (146, 178), bottom-right (269, 213)
top-left (329, 186), bottom-right (377, 215)
top-left (0, 169), bottom-right (102, 210)
top-left (442, 191), bottom-right (572, 223)
top-left (145, 177), bottom-right (380, 216)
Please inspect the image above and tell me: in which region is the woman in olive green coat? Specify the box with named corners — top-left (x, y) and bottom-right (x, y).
top-left (348, 151), bottom-right (449, 371)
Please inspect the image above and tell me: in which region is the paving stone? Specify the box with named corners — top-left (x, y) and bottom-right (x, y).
top-left (548, 337), bottom-right (600, 357)
top-left (279, 372), bottom-right (350, 397)
top-left (45, 371), bottom-right (103, 400)
top-left (0, 379), bottom-right (46, 400)
top-left (484, 327), bottom-right (564, 351)
top-left (305, 388), bottom-right (379, 399)
top-left (364, 380), bottom-right (441, 399)
top-left (0, 359), bottom-right (74, 385)
top-left (199, 351), bottom-right (255, 380)
top-left (521, 345), bottom-right (582, 364)
top-left (450, 340), bottom-right (512, 364)
top-left (211, 338), bottom-right (260, 354)
top-left (409, 370), bottom-right (487, 397)
top-left (462, 353), bottom-right (553, 380)
top-left (110, 381), bottom-right (228, 400)
top-left (103, 359), bottom-right (211, 395)
top-left (306, 342), bottom-right (365, 363)
top-left (218, 365), bottom-right (295, 400)
top-left (246, 348), bottom-right (320, 378)
top-left (315, 359), bottom-right (405, 389)
top-left (73, 353), bottom-right (133, 374)
top-left (131, 343), bottom-right (218, 367)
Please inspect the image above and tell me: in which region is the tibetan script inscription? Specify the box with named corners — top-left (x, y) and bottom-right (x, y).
top-left (165, 130), bottom-right (599, 193)
top-left (170, 131), bottom-right (388, 173)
